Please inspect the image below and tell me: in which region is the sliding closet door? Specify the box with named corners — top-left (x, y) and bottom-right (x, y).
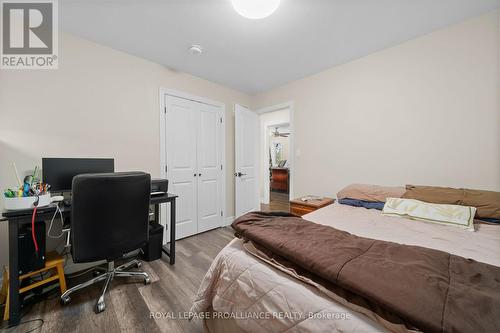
top-left (196, 103), bottom-right (223, 233)
top-left (165, 96), bottom-right (198, 239)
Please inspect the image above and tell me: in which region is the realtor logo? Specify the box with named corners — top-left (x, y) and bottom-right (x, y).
top-left (1, 0), bottom-right (58, 69)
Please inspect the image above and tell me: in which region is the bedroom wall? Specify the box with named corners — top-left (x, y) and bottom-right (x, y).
top-left (0, 32), bottom-right (251, 268)
top-left (252, 10), bottom-right (500, 198)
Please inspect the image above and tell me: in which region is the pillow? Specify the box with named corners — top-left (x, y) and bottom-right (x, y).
top-left (461, 189), bottom-right (500, 220)
top-left (338, 198), bottom-right (385, 210)
top-left (403, 185), bottom-right (500, 220)
top-left (382, 197), bottom-right (476, 231)
top-left (337, 184), bottom-right (406, 202)
top-left (402, 185), bottom-right (463, 204)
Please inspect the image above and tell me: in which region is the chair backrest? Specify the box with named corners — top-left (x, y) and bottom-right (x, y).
top-left (71, 172), bottom-right (151, 263)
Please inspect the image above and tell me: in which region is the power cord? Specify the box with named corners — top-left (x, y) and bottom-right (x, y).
top-left (0, 280), bottom-right (64, 332)
top-left (31, 199), bottom-right (39, 254)
top-left (1, 318), bottom-right (44, 333)
top-left (47, 203), bottom-right (64, 239)
top-left (23, 318), bottom-right (44, 333)
top-left (0, 309), bottom-right (44, 333)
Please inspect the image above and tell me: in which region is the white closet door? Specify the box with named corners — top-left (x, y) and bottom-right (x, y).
top-left (166, 96), bottom-right (198, 239)
top-left (196, 103), bottom-right (223, 233)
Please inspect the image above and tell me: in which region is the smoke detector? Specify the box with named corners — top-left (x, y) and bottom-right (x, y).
top-left (188, 45), bottom-right (203, 56)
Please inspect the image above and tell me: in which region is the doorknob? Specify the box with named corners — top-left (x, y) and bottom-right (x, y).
top-left (234, 172), bottom-right (247, 177)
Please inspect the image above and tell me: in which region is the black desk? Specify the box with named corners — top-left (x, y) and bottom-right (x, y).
top-left (1, 192), bottom-right (177, 326)
top-left (151, 193), bottom-right (178, 265)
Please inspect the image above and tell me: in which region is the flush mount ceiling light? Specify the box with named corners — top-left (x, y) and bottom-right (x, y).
top-left (231, 0), bottom-right (280, 19)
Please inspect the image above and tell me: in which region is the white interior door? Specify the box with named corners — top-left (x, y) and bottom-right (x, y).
top-left (197, 103), bottom-right (223, 233)
top-left (235, 104), bottom-right (259, 217)
top-left (166, 96), bottom-right (198, 239)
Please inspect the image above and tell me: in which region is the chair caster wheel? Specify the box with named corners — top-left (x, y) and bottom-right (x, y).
top-left (60, 296), bottom-right (71, 305)
top-left (96, 301), bottom-right (105, 313)
top-left (136, 261), bottom-right (142, 268)
top-left (144, 277), bottom-right (151, 285)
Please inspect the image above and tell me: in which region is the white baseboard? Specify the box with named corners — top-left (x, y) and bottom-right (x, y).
top-left (223, 216), bottom-right (235, 227)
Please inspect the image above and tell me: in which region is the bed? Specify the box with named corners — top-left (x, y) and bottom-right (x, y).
top-left (191, 202), bottom-right (500, 333)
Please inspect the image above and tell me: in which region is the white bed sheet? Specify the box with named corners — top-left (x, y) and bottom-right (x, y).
top-left (192, 203), bottom-right (500, 333)
top-left (307, 202), bottom-right (500, 267)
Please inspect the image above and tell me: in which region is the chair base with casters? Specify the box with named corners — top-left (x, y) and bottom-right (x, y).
top-left (60, 259), bottom-right (150, 313)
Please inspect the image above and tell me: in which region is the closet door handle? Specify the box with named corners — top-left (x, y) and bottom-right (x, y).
top-left (193, 173), bottom-right (197, 177)
top-left (198, 173), bottom-right (202, 177)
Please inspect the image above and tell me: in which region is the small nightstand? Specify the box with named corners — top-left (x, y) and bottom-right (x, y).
top-left (290, 197), bottom-right (335, 216)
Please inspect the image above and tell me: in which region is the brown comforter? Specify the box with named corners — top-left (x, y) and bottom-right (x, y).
top-left (232, 212), bottom-right (500, 333)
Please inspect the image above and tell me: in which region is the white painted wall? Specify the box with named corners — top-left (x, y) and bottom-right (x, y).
top-left (0, 32), bottom-right (251, 268)
top-left (253, 10), bottom-right (500, 199)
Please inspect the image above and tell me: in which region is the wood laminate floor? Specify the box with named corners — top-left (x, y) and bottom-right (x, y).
top-left (260, 191), bottom-right (290, 212)
top-left (4, 227), bottom-right (235, 333)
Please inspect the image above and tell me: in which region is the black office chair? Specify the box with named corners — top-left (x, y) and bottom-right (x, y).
top-left (60, 172), bottom-right (151, 313)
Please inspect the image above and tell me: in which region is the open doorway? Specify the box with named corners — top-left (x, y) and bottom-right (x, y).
top-left (266, 124), bottom-right (290, 211)
top-left (257, 103), bottom-right (294, 212)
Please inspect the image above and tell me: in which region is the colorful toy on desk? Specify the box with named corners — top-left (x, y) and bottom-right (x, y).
top-left (3, 164), bottom-right (50, 199)
top-left (4, 182), bottom-right (50, 198)
top-left (23, 182), bottom-right (30, 197)
top-left (3, 189), bottom-right (16, 198)
top-left (3, 164), bottom-right (52, 210)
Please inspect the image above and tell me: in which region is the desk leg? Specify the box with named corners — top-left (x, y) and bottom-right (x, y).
top-left (8, 219), bottom-right (20, 326)
top-left (169, 200), bottom-right (176, 265)
top-left (161, 200), bottom-right (176, 265)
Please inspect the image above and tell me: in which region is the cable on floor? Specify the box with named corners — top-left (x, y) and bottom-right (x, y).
top-left (1, 318), bottom-right (44, 333)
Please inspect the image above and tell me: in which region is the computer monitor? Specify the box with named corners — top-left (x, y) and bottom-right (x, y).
top-left (42, 158), bottom-right (115, 192)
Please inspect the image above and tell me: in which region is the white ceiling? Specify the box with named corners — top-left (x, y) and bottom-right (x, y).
top-left (61, 0), bottom-right (499, 94)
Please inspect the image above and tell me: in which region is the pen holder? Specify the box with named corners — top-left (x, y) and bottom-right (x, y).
top-left (3, 193), bottom-right (51, 210)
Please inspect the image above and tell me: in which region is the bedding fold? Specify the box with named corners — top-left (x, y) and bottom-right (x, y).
top-left (232, 211), bottom-right (500, 333)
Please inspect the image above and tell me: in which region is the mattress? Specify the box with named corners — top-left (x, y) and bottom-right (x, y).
top-left (308, 202), bottom-right (500, 267)
top-left (191, 203), bottom-right (500, 332)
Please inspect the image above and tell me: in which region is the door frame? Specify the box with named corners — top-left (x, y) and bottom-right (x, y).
top-left (159, 88), bottom-right (226, 242)
top-left (256, 101), bottom-right (295, 204)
